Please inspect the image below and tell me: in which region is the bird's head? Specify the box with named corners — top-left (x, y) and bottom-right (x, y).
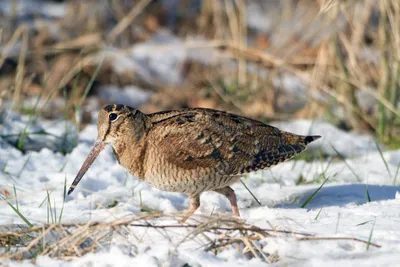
top-left (67, 104), bottom-right (147, 195)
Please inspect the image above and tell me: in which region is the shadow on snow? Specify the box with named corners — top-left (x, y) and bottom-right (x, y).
top-left (275, 184), bottom-right (400, 209)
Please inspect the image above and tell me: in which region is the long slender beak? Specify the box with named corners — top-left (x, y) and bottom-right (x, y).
top-left (67, 139), bottom-right (106, 195)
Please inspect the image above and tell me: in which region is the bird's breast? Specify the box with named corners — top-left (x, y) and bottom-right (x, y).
top-left (112, 140), bottom-right (146, 180)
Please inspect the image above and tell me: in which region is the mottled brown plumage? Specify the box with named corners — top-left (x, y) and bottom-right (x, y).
top-left (68, 104), bottom-right (321, 222)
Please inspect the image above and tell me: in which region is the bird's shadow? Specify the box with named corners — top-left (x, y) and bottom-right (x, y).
top-left (275, 184), bottom-right (400, 209)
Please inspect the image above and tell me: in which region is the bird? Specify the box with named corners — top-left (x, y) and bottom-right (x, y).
top-left (68, 104), bottom-right (321, 222)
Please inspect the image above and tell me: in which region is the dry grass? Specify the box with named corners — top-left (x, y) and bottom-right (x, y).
top-left (0, 0), bottom-right (398, 142)
top-left (0, 213), bottom-right (380, 263)
top-left (195, 0), bottom-right (399, 141)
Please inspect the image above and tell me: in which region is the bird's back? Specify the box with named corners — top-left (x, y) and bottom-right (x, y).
top-left (140, 108), bottom-right (319, 193)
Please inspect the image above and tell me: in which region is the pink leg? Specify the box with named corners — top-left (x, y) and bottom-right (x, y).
top-left (179, 195), bottom-right (200, 223)
top-left (214, 187), bottom-right (241, 217)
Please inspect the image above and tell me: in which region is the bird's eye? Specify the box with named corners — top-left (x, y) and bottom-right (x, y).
top-left (109, 113), bottom-right (118, 121)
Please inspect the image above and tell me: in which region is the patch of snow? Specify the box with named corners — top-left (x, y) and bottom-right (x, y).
top-left (95, 33), bottom-right (219, 88)
top-left (0, 0), bottom-right (67, 19)
top-left (356, 87), bottom-right (378, 113)
top-left (272, 120), bottom-right (378, 157)
top-left (97, 85), bottom-right (152, 108)
top-left (273, 73), bottom-right (307, 98)
top-left (0, 110), bottom-right (78, 153)
top-left (246, 1), bottom-right (276, 33)
top-left (1, 112), bottom-right (400, 266)
top-left (129, 30), bottom-right (209, 86)
top-left (389, 150), bottom-right (400, 166)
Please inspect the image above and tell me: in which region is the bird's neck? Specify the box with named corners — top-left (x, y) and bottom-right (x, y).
top-left (112, 126), bottom-right (148, 180)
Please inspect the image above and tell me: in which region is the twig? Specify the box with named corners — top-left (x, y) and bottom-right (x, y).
top-left (3, 224), bottom-right (56, 260)
top-left (128, 222), bottom-right (311, 237)
top-left (240, 179), bottom-right (262, 206)
top-left (107, 0), bottom-right (152, 42)
top-left (0, 214), bottom-right (382, 262)
top-left (0, 26), bottom-right (24, 69)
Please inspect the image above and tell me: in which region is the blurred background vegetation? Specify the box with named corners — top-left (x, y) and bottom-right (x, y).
top-left (0, 0), bottom-right (399, 148)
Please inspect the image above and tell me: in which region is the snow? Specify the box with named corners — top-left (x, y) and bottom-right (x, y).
top-left (97, 85), bottom-right (152, 108)
top-left (94, 33), bottom-right (220, 88)
top-left (272, 120), bottom-right (379, 157)
top-left (0, 110), bottom-right (78, 153)
top-left (0, 0), bottom-right (67, 19)
top-left (1, 112), bottom-right (400, 266)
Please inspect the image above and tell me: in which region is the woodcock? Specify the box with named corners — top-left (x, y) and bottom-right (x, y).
top-left (68, 104), bottom-right (320, 222)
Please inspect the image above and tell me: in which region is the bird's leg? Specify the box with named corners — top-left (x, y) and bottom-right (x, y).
top-left (214, 186), bottom-right (241, 217)
top-left (179, 195), bottom-right (200, 223)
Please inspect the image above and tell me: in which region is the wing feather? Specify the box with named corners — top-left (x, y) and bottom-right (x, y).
top-left (147, 109), bottom-right (286, 175)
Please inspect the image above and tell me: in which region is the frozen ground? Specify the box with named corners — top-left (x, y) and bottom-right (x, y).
top-left (1, 112), bottom-right (400, 266)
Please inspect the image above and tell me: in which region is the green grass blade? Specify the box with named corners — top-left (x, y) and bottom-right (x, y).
top-left (393, 162), bottom-right (400, 185)
top-left (330, 144), bottom-right (362, 182)
top-left (375, 141), bottom-right (392, 179)
top-left (15, 74), bottom-right (49, 150)
top-left (365, 184), bottom-right (371, 203)
top-left (58, 176), bottom-right (67, 223)
top-left (366, 218), bottom-right (376, 250)
top-left (2, 161), bottom-right (8, 172)
top-left (46, 188), bottom-right (54, 224)
top-left (314, 208), bottom-right (323, 220)
top-left (335, 213), bottom-right (341, 234)
top-left (17, 153), bottom-right (31, 177)
top-left (13, 184), bottom-right (18, 211)
top-left (1, 196), bottom-right (33, 227)
top-left (139, 190), bottom-right (143, 209)
top-left (240, 179), bottom-right (262, 206)
top-left (59, 159), bottom-right (68, 173)
top-left (301, 177), bottom-right (329, 208)
top-left (63, 176), bottom-right (67, 202)
top-left (38, 194), bottom-right (48, 208)
top-left (53, 199), bottom-right (57, 223)
top-left (356, 220), bottom-right (372, 226)
top-left (75, 57), bottom-right (104, 112)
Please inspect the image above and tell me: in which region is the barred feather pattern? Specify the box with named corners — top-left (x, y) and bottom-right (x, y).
top-left (239, 134), bottom-right (321, 174)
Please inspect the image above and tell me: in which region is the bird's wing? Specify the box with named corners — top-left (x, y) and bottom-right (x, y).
top-left (148, 109), bottom-right (286, 175)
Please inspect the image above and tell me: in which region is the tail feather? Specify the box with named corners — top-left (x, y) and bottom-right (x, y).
top-left (271, 143), bottom-right (306, 163)
top-left (299, 135), bottom-right (321, 145)
top-left (240, 144), bottom-right (308, 174)
top-left (281, 131), bottom-right (321, 146)
top-left (239, 133), bottom-right (321, 174)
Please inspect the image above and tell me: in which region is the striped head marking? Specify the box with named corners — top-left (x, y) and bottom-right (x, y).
top-left (97, 104), bottom-right (140, 144)
top-left (67, 104), bottom-right (146, 195)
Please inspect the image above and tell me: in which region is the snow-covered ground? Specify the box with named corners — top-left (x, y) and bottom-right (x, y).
top-left (1, 111), bottom-right (400, 266)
